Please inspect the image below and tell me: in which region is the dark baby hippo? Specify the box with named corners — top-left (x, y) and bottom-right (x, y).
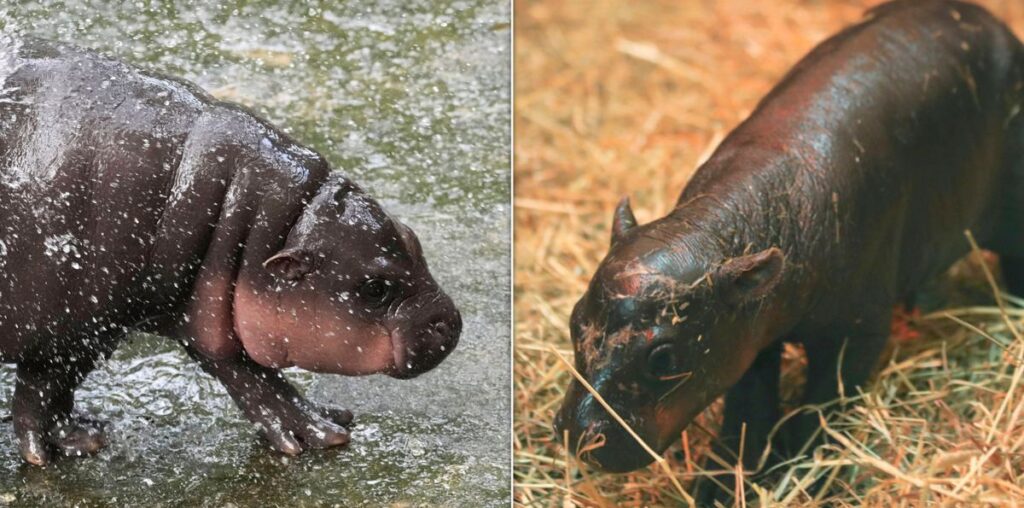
top-left (555, 0), bottom-right (1024, 502)
top-left (0, 37), bottom-right (461, 465)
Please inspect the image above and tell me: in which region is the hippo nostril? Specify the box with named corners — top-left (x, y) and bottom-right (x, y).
top-left (433, 321), bottom-right (450, 337)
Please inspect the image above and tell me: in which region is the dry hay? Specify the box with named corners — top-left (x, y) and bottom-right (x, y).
top-left (514, 0), bottom-right (1024, 506)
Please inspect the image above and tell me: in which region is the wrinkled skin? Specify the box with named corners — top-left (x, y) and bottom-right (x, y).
top-left (555, 0), bottom-right (1024, 503)
top-left (0, 37), bottom-right (460, 465)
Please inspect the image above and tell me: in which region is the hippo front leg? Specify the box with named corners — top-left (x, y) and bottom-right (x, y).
top-left (185, 348), bottom-right (352, 455)
top-left (12, 356), bottom-right (108, 465)
top-left (695, 341), bottom-right (783, 506)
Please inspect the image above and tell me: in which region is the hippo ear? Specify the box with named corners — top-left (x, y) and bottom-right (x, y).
top-left (331, 181), bottom-right (356, 215)
top-left (716, 247), bottom-right (784, 304)
top-left (333, 181), bottom-right (355, 203)
top-left (610, 196), bottom-right (638, 245)
top-left (263, 248), bottom-right (315, 281)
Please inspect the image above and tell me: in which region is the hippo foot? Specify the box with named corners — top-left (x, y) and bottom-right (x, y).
top-left (19, 414), bottom-right (108, 465)
top-left (251, 399), bottom-right (353, 456)
top-left (316, 405), bottom-right (354, 427)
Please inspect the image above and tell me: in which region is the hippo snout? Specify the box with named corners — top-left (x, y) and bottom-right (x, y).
top-left (555, 382), bottom-right (656, 473)
top-left (424, 309), bottom-right (462, 358)
top-left (388, 291), bottom-right (461, 379)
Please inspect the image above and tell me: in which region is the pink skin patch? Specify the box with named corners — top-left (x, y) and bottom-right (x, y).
top-left (188, 275), bottom-right (243, 360)
top-left (233, 278), bottom-right (397, 375)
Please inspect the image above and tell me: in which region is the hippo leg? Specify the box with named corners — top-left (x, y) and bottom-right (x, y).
top-left (997, 121), bottom-right (1024, 297)
top-left (780, 318), bottom-right (889, 497)
top-left (1000, 256), bottom-right (1024, 297)
top-left (186, 348), bottom-right (352, 455)
top-left (695, 341), bottom-right (782, 506)
top-left (790, 326), bottom-right (888, 448)
top-left (12, 357), bottom-right (107, 465)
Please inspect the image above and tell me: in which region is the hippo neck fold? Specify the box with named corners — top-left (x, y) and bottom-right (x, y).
top-left (662, 152), bottom-right (816, 341)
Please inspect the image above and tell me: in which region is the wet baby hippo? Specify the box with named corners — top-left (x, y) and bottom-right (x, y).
top-left (556, 0), bottom-right (1024, 503)
top-left (0, 37), bottom-right (460, 464)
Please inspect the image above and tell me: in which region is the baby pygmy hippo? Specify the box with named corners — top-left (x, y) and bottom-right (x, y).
top-left (555, 0), bottom-right (1024, 503)
top-left (0, 37), bottom-right (461, 464)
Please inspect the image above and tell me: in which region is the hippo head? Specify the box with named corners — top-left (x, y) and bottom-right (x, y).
top-left (236, 174), bottom-right (461, 379)
top-left (554, 198), bottom-right (784, 472)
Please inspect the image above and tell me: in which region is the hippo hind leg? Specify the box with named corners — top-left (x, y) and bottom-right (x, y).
top-left (996, 193), bottom-right (1024, 297)
top-left (996, 150), bottom-right (1024, 296)
top-left (12, 354), bottom-right (108, 465)
top-left (996, 111), bottom-right (1024, 297)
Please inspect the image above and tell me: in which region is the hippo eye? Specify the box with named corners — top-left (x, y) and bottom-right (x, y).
top-left (646, 343), bottom-right (679, 379)
top-left (358, 278), bottom-right (391, 306)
